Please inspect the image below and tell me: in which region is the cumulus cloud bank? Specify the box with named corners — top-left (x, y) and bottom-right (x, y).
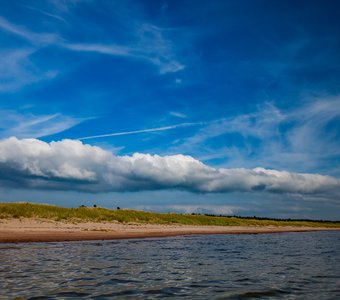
top-left (0, 137), bottom-right (339, 196)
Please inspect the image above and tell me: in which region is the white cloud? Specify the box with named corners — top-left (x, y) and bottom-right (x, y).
top-left (0, 137), bottom-right (339, 197)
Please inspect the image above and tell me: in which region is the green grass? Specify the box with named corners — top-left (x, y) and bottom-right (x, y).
top-left (0, 202), bottom-right (339, 228)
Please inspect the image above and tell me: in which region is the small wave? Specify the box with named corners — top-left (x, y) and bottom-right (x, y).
top-left (219, 288), bottom-right (290, 299)
top-left (144, 286), bottom-right (187, 296)
top-left (55, 291), bottom-right (90, 297)
top-left (27, 291), bottom-right (90, 299)
top-left (93, 289), bottom-right (138, 298)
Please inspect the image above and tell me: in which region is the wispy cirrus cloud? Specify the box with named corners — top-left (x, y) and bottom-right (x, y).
top-left (170, 111), bottom-right (187, 118)
top-left (0, 16), bottom-right (60, 91)
top-left (0, 110), bottom-right (83, 139)
top-left (0, 48), bottom-right (58, 92)
top-left (63, 23), bottom-right (185, 74)
top-left (63, 43), bottom-right (130, 56)
top-left (47, 0), bottom-right (84, 13)
top-left (0, 4), bottom-right (184, 92)
top-left (25, 5), bottom-right (67, 23)
top-left (0, 16), bottom-right (61, 45)
top-left (170, 96), bottom-right (340, 175)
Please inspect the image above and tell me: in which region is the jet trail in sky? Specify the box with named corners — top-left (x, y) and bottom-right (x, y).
top-left (77, 122), bottom-right (206, 140)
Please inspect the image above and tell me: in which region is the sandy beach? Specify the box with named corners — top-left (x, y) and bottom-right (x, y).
top-left (0, 218), bottom-right (338, 243)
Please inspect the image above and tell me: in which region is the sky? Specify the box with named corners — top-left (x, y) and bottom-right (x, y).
top-left (0, 0), bottom-right (340, 220)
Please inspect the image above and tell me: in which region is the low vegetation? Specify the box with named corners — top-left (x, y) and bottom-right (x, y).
top-left (0, 202), bottom-right (339, 228)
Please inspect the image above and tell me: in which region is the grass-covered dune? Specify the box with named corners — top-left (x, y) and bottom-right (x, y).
top-left (1, 202), bottom-right (339, 228)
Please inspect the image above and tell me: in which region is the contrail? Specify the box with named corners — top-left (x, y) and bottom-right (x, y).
top-left (77, 121), bottom-right (207, 140)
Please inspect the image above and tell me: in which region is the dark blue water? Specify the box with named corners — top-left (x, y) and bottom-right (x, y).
top-left (1, 231), bottom-right (339, 299)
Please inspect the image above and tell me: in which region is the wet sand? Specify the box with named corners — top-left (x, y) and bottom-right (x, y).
top-left (0, 218), bottom-right (339, 243)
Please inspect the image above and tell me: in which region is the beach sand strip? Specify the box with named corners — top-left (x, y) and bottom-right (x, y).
top-left (0, 218), bottom-right (339, 243)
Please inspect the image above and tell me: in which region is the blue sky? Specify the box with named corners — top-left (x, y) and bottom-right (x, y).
top-left (0, 0), bottom-right (340, 219)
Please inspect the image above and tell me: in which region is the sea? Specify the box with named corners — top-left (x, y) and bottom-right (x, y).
top-left (1, 231), bottom-right (339, 299)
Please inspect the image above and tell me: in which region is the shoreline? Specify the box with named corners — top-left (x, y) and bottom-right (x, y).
top-left (1, 218), bottom-right (339, 243)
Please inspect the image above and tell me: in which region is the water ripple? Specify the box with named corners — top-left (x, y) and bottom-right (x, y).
top-left (0, 231), bottom-right (339, 299)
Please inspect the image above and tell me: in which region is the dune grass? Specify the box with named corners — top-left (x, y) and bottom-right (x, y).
top-left (0, 202), bottom-right (339, 228)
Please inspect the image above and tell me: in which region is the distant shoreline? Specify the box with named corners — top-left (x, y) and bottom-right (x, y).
top-left (1, 203), bottom-right (339, 243)
top-left (1, 218), bottom-right (339, 243)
